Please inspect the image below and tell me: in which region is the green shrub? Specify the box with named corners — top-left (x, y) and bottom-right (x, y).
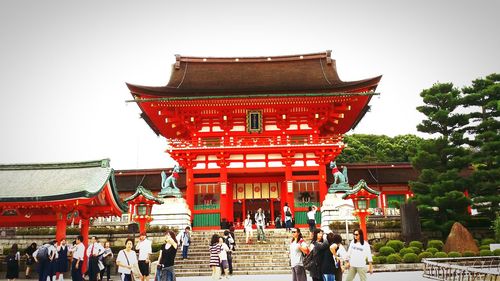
top-left (373, 241), bottom-right (386, 252)
top-left (386, 253), bottom-right (402, 264)
top-left (372, 256), bottom-right (380, 264)
top-left (418, 252), bottom-right (433, 262)
top-left (427, 240), bottom-right (444, 251)
top-left (494, 215), bottom-right (500, 242)
top-left (386, 240), bottom-right (405, 252)
top-left (480, 245), bottom-right (491, 250)
top-left (409, 246), bottom-right (422, 254)
top-left (403, 253), bottom-right (418, 263)
top-left (447, 251), bottom-right (461, 258)
top-left (480, 250), bottom-right (493, 256)
top-left (462, 251), bottom-right (476, 257)
top-left (399, 247), bottom-right (415, 256)
top-left (481, 238), bottom-right (495, 245)
top-left (474, 239), bottom-right (480, 247)
top-left (379, 246), bottom-right (396, 256)
top-left (377, 256), bottom-right (387, 264)
top-left (434, 252), bottom-right (448, 258)
top-left (409, 241), bottom-right (423, 250)
top-left (426, 247), bottom-right (438, 255)
top-left (493, 249), bottom-right (500, 256)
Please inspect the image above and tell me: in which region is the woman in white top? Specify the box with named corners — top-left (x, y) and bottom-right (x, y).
top-left (283, 202), bottom-right (293, 232)
top-left (306, 205), bottom-right (318, 232)
top-left (345, 229), bottom-right (373, 281)
top-left (218, 237), bottom-right (230, 279)
top-left (243, 213), bottom-right (253, 244)
top-left (289, 228), bottom-right (308, 281)
top-left (116, 238), bottom-right (138, 281)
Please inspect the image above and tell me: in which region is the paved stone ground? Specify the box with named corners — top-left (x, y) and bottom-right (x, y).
top-left (176, 271), bottom-right (427, 281)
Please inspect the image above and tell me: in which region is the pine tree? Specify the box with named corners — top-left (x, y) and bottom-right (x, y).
top-left (409, 83), bottom-right (471, 235)
top-left (462, 73), bottom-right (500, 221)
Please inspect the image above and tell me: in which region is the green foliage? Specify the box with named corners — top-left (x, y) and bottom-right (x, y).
top-left (427, 240), bottom-right (444, 251)
top-left (373, 241), bottom-right (386, 252)
top-left (494, 216), bottom-right (500, 242)
top-left (480, 250), bottom-right (493, 256)
top-left (386, 254), bottom-right (402, 264)
top-left (481, 238), bottom-right (496, 245)
top-left (399, 247), bottom-right (415, 256)
top-left (409, 241), bottom-right (424, 250)
top-left (479, 245), bottom-right (491, 250)
top-left (409, 246), bottom-right (422, 255)
top-left (434, 252), bottom-right (448, 258)
top-left (372, 256), bottom-right (380, 264)
top-left (417, 252), bottom-right (433, 262)
top-left (386, 240), bottom-right (405, 252)
top-left (403, 253), bottom-right (418, 263)
top-left (377, 255), bottom-right (387, 264)
top-left (447, 251), bottom-right (462, 258)
top-left (462, 251), bottom-right (476, 257)
top-left (379, 246), bottom-right (396, 256)
top-left (336, 134), bottom-right (424, 163)
top-left (426, 247), bottom-right (438, 255)
top-left (493, 249), bottom-right (500, 256)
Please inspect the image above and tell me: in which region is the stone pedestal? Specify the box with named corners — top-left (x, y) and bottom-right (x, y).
top-left (150, 197), bottom-right (191, 231)
top-left (320, 193), bottom-right (356, 232)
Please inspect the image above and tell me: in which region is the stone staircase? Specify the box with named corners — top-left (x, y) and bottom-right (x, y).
top-left (173, 229), bottom-right (304, 277)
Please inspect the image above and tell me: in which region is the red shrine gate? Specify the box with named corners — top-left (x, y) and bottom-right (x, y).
top-left (127, 51), bottom-right (381, 229)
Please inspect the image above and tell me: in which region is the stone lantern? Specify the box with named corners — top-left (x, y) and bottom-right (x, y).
top-left (342, 180), bottom-right (380, 238)
top-left (124, 186), bottom-right (163, 234)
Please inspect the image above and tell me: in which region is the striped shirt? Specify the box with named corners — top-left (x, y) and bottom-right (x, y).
top-left (209, 244), bottom-right (222, 267)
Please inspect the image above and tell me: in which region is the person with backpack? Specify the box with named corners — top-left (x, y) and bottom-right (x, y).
top-left (321, 233), bottom-right (341, 281)
top-left (307, 228), bottom-right (329, 281)
top-left (332, 234), bottom-right (347, 281)
top-left (33, 242), bottom-right (51, 281)
top-left (176, 226), bottom-right (191, 260)
top-left (289, 228), bottom-right (308, 281)
top-left (69, 235), bottom-right (85, 281)
top-left (254, 208), bottom-right (267, 243)
top-left (222, 230), bottom-right (235, 275)
top-left (284, 202), bottom-right (293, 232)
top-left (100, 241), bottom-right (113, 281)
top-left (24, 242), bottom-right (37, 279)
top-left (6, 243), bottom-right (20, 281)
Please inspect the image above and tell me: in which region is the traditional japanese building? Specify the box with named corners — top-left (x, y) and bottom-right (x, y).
top-left (126, 51), bottom-right (385, 229)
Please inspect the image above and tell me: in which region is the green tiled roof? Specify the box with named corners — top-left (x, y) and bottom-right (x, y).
top-left (0, 159), bottom-right (124, 207)
top-left (123, 186), bottom-right (163, 204)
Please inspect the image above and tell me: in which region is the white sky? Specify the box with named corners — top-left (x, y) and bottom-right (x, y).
top-left (0, 0), bottom-right (499, 169)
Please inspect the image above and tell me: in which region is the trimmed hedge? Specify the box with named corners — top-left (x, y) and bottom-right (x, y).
top-left (493, 249), bottom-right (500, 256)
top-left (386, 240), bottom-right (405, 252)
top-left (373, 241), bottom-right (386, 252)
top-left (447, 251), bottom-right (461, 258)
top-left (377, 256), bottom-right (387, 264)
top-left (426, 247), bottom-right (438, 255)
top-left (481, 238), bottom-right (495, 245)
top-left (409, 246), bottom-right (422, 254)
top-left (399, 247), bottom-right (415, 256)
top-left (434, 252), bottom-right (448, 258)
top-left (480, 250), bottom-right (493, 256)
top-left (480, 245), bottom-right (491, 250)
top-left (427, 240), bottom-right (444, 251)
top-left (409, 241), bottom-right (423, 250)
top-left (386, 254), bottom-right (402, 264)
top-left (417, 252), bottom-right (433, 262)
top-left (403, 253), bottom-right (418, 263)
top-left (379, 246), bottom-right (396, 256)
top-left (462, 251), bottom-right (476, 257)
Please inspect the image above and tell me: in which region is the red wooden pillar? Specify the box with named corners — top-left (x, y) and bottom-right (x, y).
top-left (318, 162), bottom-right (327, 204)
top-left (185, 166), bottom-right (195, 218)
top-left (219, 165), bottom-right (230, 222)
top-left (357, 212), bottom-right (368, 238)
top-left (285, 163), bottom-right (295, 216)
top-left (80, 217), bottom-right (90, 274)
top-left (227, 181), bottom-right (234, 223)
top-left (55, 210), bottom-right (67, 242)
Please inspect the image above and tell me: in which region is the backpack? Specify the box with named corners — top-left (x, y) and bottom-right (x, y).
top-left (36, 245), bottom-right (49, 262)
top-left (6, 254), bottom-right (16, 265)
top-left (302, 248), bottom-right (318, 272)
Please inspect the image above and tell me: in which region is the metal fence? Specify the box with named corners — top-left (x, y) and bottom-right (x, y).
top-left (423, 256), bottom-right (500, 281)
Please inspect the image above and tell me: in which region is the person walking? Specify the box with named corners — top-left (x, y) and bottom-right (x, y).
top-left (307, 205), bottom-right (318, 232)
top-left (24, 242), bottom-right (37, 279)
top-left (218, 237), bottom-right (230, 279)
top-left (290, 228), bottom-right (308, 281)
top-left (308, 228), bottom-right (328, 281)
top-left (33, 241), bottom-right (51, 281)
top-left (87, 236), bottom-right (104, 281)
top-left (176, 226), bottom-right (191, 260)
top-left (69, 235), bottom-right (85, 281)
top-left (332, 234), bottom-right (347, 281)
top-left (222, 230), bottom-right (235, 275)
top-left (254, 208), bottom-right (267, 243)
top-left (209, 234), bottom-right (222, 280)
top-left (243, 213), bottom-right (253, 244)
top-left (136, 232), bottom-right (152, 281)
top-left (321, 233), bottom-right (340, 281)
top-left (6, 243), bottom-right (20, 281)
top-left (345, 229), bottom-right (373, 281)
top-left (116, 238), bottom-right (138, 281)
top-left (100, 242), bottom-right (113, 281)
top-left (156, 231), bottom-right (178, 281)
top-left (284, 202), bottom-right (293, 232)
top-left (55, 238), bottom-right (68, 281)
